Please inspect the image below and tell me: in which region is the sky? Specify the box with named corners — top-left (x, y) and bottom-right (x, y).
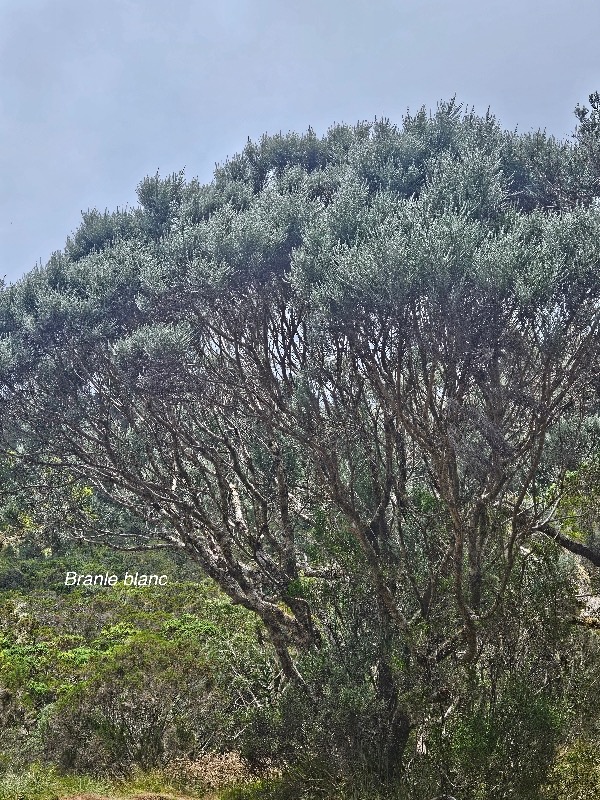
top-left (1, 0), bottom-right (599, 285)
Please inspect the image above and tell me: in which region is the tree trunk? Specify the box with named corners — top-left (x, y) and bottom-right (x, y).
top-left (376, 656), bottom-right (412, 783)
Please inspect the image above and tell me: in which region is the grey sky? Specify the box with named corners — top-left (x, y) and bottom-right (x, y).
top-left (1, 0), bottom-right (598, 284)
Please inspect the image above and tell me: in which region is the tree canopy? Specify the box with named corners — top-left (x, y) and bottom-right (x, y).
top-left (1, 97), bottom-right (600, 793)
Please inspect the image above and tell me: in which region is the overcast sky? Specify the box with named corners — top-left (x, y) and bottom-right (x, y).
top-left (1, 0), bottom-right (599, 285)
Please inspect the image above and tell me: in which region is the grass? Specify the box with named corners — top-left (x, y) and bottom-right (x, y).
top-left (0, 762), bottom-right (211, 800)
top-left (0, 763), bottom-right (113, 799)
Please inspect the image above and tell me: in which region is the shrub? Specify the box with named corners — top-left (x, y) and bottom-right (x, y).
top-left (542, 739), bottom-right (600, 800)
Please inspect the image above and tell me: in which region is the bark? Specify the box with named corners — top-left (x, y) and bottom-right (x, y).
top-left (535, 522), bottom-right (600, 568)
top-left (376, 656), bottom-right (412, 783)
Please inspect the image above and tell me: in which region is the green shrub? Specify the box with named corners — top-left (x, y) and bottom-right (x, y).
top-left (542, 739), bottom-right (600, 800)
top-left (0, 576), bottom-right (278, 775)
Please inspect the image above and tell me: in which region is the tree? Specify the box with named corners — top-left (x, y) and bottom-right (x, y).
top-left (575, 91), bottom-right (600, 191)
top-left (1, 99), bottom-right (600, 789)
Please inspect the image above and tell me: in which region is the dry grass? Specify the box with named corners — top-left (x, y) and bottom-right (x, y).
top-left (59, 793), bottom-right (203, 800)
top-left (164, 753), bottom-right (251, 791)
top-left (49, 752), bottom-right (270, 800)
